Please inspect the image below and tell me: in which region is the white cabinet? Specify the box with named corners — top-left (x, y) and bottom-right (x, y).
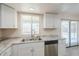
top-left (12, 43), bottom-right (32, 56)
top-left (11, 42), bottom-right (44, 56)
top-left (43, 13), bottom-right (58, 28)
top-left (0, 4), bottom-right (17, 28)
top-left (31, 42), bottom-right (44, 56)
top-left (58, 39), bottom-right (66, 56)
top-left (0, 47), bottom-right (11, 56)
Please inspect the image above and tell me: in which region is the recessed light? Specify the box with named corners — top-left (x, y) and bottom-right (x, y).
top-left (29, 8), bottom-right (35, 11)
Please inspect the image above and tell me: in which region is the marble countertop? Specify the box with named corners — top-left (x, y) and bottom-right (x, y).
top-left (0, 36), bottom-right (58, 54)
top-left (0, 38), bottom-right (22, 54)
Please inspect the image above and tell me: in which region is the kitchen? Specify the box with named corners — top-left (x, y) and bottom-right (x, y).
top-left (0, 3), bottom-right (79, 56)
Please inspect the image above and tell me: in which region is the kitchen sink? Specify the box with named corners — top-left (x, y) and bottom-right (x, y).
top-left (21, 37), bottom-right (42, 43)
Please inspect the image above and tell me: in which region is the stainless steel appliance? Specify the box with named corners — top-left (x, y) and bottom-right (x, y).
top-left (45, 40), bottom-right (58, 56)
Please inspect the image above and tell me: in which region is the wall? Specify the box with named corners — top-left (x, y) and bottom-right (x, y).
top-left (1, 13), bottom-right (79, 38)
top-left (59, 13), bottom-right (79, 20)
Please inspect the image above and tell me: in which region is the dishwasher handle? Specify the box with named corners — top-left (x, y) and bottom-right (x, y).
top-left (45, 40), bottom-right (58, 45)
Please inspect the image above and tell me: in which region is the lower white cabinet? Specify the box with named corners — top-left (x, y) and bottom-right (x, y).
top-left (0, 47), bottom-right (11, 56)
top-left (58, 39), bottom-right (66, 56)
top-left (11, 42), bottom-right (44, 56)
top-left (11, 43), bottom-right (33, 56)
top-left (0, 42), bottom-right (44, 56)
top-left (31, 42), bottom-right (44, 56)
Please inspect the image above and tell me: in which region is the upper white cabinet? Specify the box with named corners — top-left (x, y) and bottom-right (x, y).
top-left (0, 4), bottom-right (17, 28)
top-left (43, 13), bottom-right (58, 29)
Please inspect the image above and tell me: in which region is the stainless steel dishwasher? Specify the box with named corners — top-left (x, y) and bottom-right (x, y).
top-left (45, 40), bottom-right (58, 56)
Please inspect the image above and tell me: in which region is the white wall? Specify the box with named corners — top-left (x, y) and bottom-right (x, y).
top-left (59, 13), bottom-right (79, 20)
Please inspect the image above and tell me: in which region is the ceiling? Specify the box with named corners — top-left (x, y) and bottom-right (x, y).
top-left (5, 3), bottom-right (79, 14)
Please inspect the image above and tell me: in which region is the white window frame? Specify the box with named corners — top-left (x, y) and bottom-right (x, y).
top-left (20, 14), bottom-right (40, 36)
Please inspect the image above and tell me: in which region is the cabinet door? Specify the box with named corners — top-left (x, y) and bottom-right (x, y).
top-left (32, 42), bottom-right (44, 56)
top-left (12, 44), bottom-right (32, 56)
top-left (46, 14), bottom-right (54, 28)
top-left (1, 4), bottom-right (17, 28)
top-left (44, 13), bottom-right (58, 28)
top-left (0, 47), bottom-right (11, 56)
top-left (58, 39), bottom-right (66, 56)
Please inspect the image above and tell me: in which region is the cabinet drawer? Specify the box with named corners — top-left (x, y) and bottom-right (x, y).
top-left (30, 42), bottom-right (44, 47)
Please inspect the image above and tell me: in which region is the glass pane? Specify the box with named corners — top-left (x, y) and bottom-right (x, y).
top-left (32, 16), bottom-right (39, 35)
top-left (21, 15), bottom-right (31, 35)
top-left (61, 21), bottom-right (69, 47)
top-left (70, 21), bottom-right (78, 46)
top-left (21, 14), bottom-right (39, 36)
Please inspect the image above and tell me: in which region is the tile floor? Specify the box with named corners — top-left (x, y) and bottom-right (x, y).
top-left (65, 46), bottom-right (79, 56)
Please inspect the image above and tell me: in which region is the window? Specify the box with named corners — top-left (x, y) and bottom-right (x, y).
top-left (21, 14), bottom-right (39, 36)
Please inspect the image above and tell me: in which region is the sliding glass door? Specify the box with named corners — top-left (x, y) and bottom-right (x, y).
top-left (61, 20), bottom-right (79, 47)
top-left (70, 21), bottom-right (78, 46)
top-left (61, 20), bottom-right (70, 47)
